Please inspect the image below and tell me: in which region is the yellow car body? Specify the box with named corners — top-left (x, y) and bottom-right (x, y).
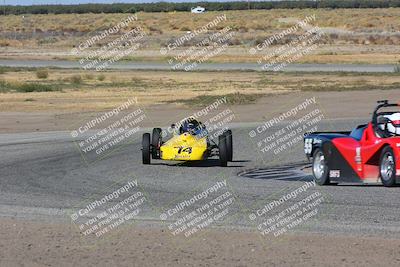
top-left (160, 132), bottom-right (208, 161)
top-left (142, 121), bottom-right (232, 166)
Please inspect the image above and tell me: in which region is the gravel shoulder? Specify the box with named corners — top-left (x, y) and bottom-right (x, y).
top-left (2, 217), bottom-right (399, 267)
top-left (1, 89), bottom-right (399, 133)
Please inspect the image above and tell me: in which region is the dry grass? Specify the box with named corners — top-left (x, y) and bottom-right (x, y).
top-left (1, 9), bottom-right (400, 36)
top-left (2, 46), bottom-right (400, 64)
top-left (0, 9), bottom-right (400, 64)
top-left (0, 68), bottom-right (399, 112)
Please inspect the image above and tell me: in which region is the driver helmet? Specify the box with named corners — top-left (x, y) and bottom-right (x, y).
top-left (379, 113), bottom-right (400, 135)
top-left (181, 117), bottom-right (200, 134)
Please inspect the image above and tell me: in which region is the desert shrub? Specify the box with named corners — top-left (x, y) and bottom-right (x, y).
top-left (3, 1), bottom-right (400, 16)
top-left (171, 92), bottom-right (264, 106)
top-left (0, 80), bottom-right (8, 92)
top-left (0, 80), bottom-right (59, 93)
top-left (97, 74), bottom-right (106, 81)
top-left (180, 26), bottom-right (191, 31)
top-left (36, 68), bottom-right (49, 79)
top-left (15, 83), bottom-right (58, 92)
top-left (84, 73), bottom-right (94, 80)
top-left (227, 37), bottom-right (242, 45)
top-left (69, 74), bottom-right (82, 84)
top-left (148, 26), bottom-right (163, 34)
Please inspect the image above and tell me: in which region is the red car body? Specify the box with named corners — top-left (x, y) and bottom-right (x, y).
top-left (304, 100), bottom-right (400, 186)
top-left (331, 123), bottom-right (400, 182)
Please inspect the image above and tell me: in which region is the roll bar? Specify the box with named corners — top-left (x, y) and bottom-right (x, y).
top-left (372, 100), bottom-right (399, 127)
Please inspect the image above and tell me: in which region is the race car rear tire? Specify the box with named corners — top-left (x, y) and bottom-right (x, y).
top-left (219, 134), bottom-right (228, 167)
top-left (312, 148), bottom-right (330, 185)
top-left (142, 133), bottom-right (151, 165)
top-left (379, 146), bottom-right (396, 187)
top-left (152, 128), bottom-right (162, 159)
top-left (225, 130), bottom-right (233, 161)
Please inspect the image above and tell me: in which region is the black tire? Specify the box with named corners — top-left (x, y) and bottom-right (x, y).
top-left (312, 148), bottom-right (330, 185)
top-left (142, 133), bottom-right (151, 165)
top-left (152, 128), bottom-right (162, 159)
top-left (225, 130), bottom-right (233, 161)
top-left (218, 134), bottom-right (228, 167)
top-left (379, 146), bottom-right (396, 187)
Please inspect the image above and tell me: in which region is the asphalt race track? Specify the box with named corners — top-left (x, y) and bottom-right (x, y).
top-left (0, 59), bottom-right (396, 73)
top-left (1, 119), bottom-right (400, 238)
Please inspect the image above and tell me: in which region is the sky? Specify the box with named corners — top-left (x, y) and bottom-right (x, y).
top-left (4, 0), bottom-right (260, 6)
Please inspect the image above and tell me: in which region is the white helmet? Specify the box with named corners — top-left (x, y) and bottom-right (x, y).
top-left (379, 112), bottom-right (400, 135)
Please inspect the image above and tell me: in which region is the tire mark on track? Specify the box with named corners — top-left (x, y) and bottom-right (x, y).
top-left (238, 162), bottom-right (312, 181)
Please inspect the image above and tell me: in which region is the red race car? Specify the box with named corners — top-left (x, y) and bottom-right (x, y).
top-left (304, 100), bottom-right (400, 187)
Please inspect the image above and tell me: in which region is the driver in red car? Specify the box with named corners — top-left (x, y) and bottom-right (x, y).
top-left (378, 112), bottom-right (400, 137)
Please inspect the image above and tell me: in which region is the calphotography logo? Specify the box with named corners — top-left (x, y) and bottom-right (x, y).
top-left (70, 179), bottom-right (147, 238)
top-left (159, 14), bottom-right (236, 71)
top-left (251, 14), bottom-right (316, 53)
top-left (249, 181), bottom-right (325, 238)
top-left (3, 1), bottom-right (400, 265)
top-left (74, 15), bottom-right (138, 54)
top-left (248, 14), bottom-right (326, 71)
top-left (249, 97), bottom-right (324, 156)
top-left (160, 180), bottom-right (237, 238)
top-left (164, 96), bottom-right (229, 137)
top-left (70, 97), bottom-right (147, 163)
top-left (162, 14), bottom-right (227, 53)
top-left (71, 15), bottom-right (147, 71)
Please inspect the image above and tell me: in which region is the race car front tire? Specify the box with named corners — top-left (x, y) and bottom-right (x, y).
top-left (225, 130), bottom-right (233, 161)
top-left (312, 148), bottom-right (330, 185)
top-left (152, 128), bottom-right (162, 159)
top-left (142, 133), bottom-right (151, 165)
top-left (218, 134), bottom-right (228, 167)
top-left (379, 146), bottom-right (396, 187)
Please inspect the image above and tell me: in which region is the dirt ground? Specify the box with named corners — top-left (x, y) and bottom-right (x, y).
top-left (1, 89), bottom-right (399, 133)
top-left (1, 217), bottom-right (399, 267)
top-left (1, 87), bottom-right (400, 267)
top-left (2, 45), bottom-right (400, 64)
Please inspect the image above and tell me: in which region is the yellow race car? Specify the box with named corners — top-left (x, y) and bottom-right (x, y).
top-left (142, 118), bottom-right (232, 166)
